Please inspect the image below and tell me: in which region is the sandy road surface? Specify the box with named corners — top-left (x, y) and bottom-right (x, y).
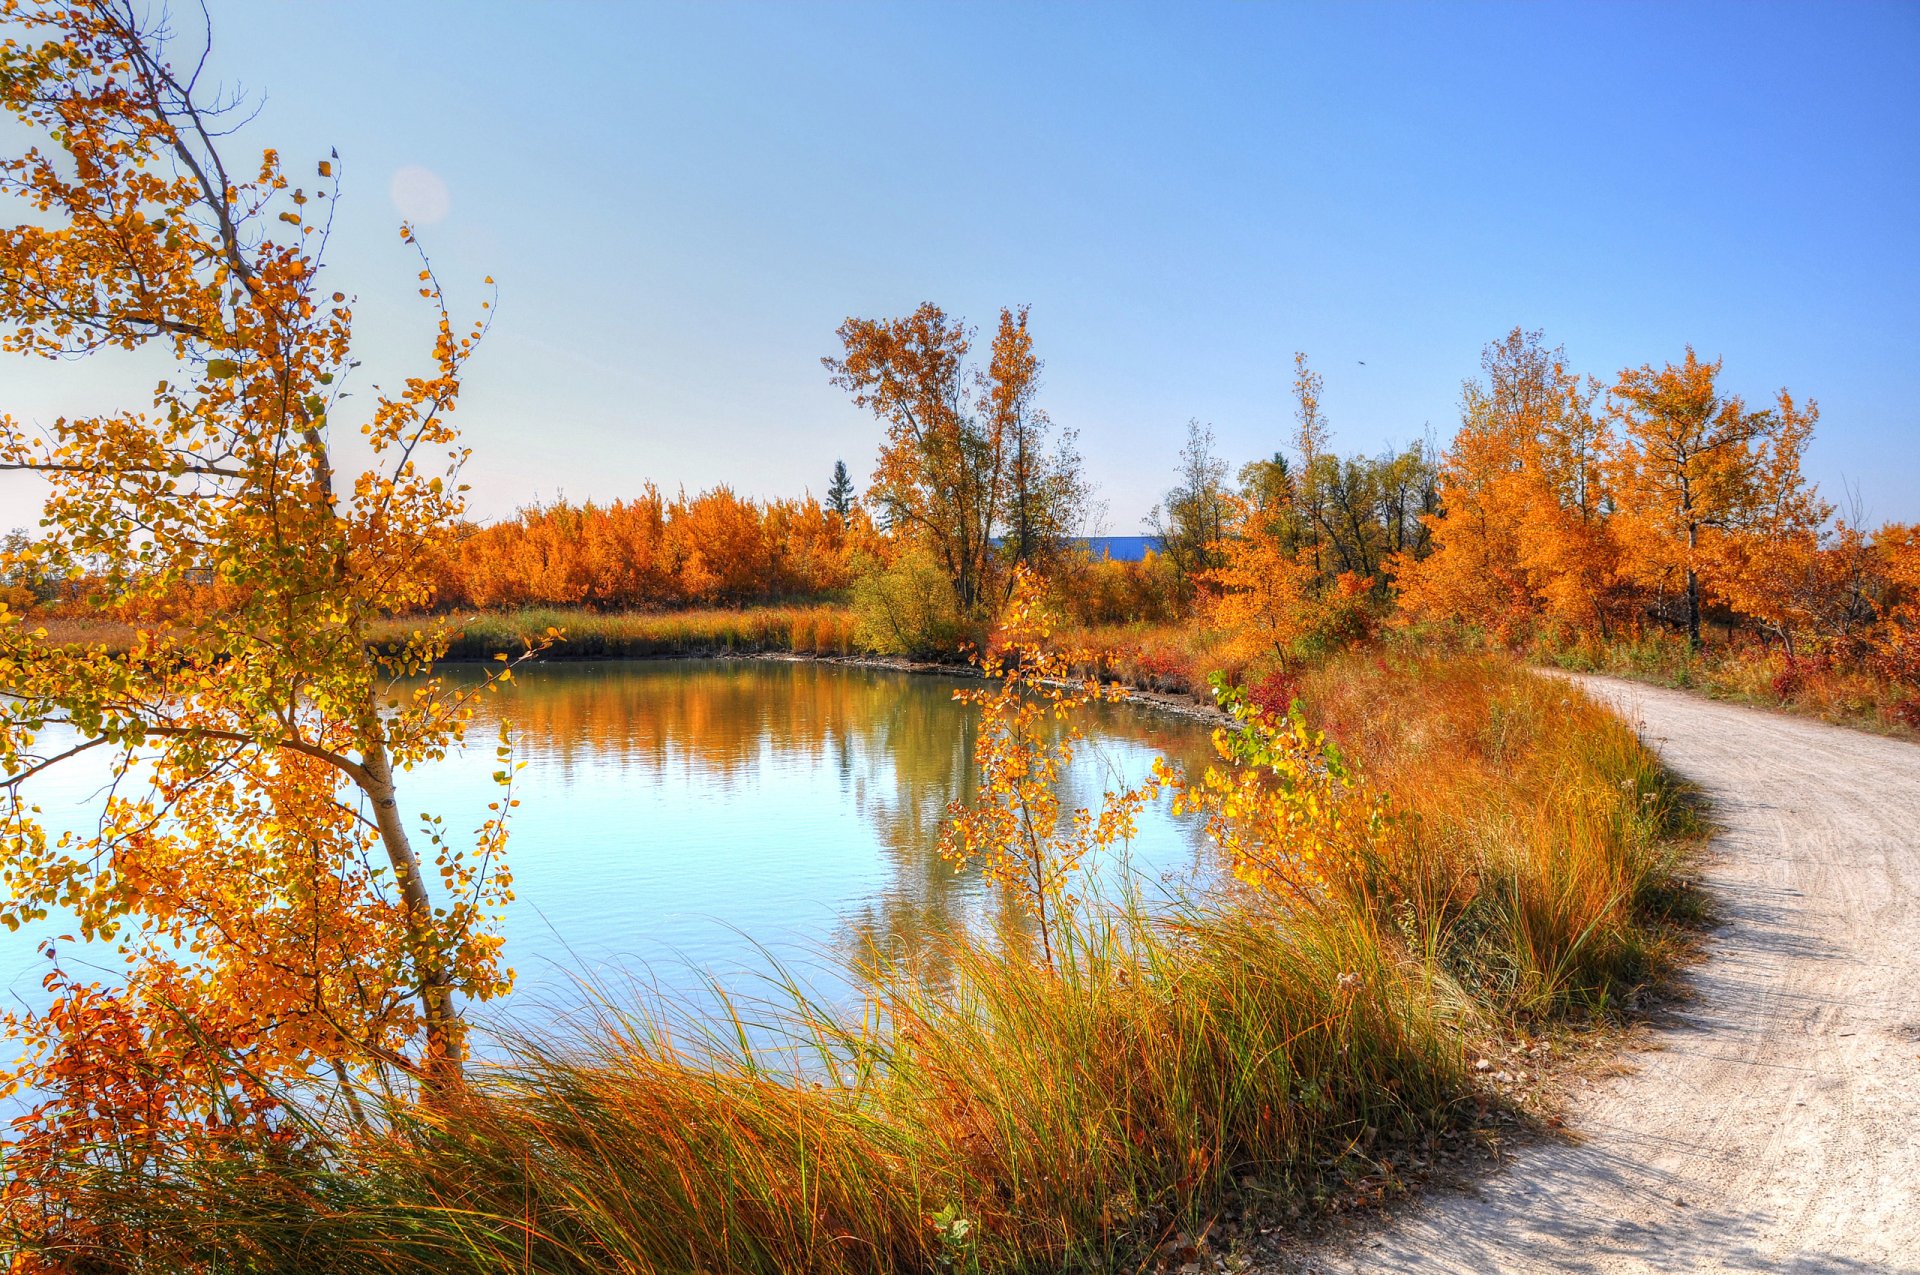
top-left (1288, 675), bottom-right (1920, 1274)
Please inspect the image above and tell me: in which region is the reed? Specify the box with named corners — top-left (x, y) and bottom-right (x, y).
top-left (13, 606), bottom-right (866, 663)
top-left (16, 894), bottom-right (1464, 1274)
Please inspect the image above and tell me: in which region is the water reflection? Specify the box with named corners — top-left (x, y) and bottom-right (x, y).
top-left (419, 659), bottom-right (1220, 1016)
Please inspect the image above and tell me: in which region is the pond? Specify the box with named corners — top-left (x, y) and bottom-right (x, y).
top-left (0, 658), bottom-right (1223, 1046)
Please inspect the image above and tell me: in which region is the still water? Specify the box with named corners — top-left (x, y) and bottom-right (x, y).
top-left (0, 659), bottom-right (1222, 1035)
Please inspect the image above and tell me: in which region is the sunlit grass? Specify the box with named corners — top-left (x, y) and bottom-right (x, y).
top-left (1540, 627), bottom-right (1919, 737)
top-left (16, 605), bottom-right (865, 663)
top-left (25, 895), bottom-right (1465, 1274)
top-left (1301, 650), bottom-right (1705, 1016)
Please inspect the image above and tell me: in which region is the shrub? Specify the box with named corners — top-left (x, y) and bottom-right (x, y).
top-left (848, 548), bottom-right (965, 657)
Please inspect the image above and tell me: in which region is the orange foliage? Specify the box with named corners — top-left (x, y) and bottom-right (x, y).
top-left (1398, 331), bottom-right (1898, 667)
top-left (826, 304), bottom-right (1087, 616)
top-left (1, 955), bottom-right (295, 1269)
top-left (0, 0), bottom-right (529, 1148)
top-left (429, 489), bottom-right (882, 612)
top-left (1202, 495), bottom-right (1375, 670)
top-left (1396, 329), bottom-right (1624, 640)
top-left (940, 567), bottom-right (1158, 967)
top-left (1873, 524), bottom-right (1920, 689)
top-left (1606, 351), bottom-right (1830, 646)
top-left (1055, 549), bottom-right (1182, 627)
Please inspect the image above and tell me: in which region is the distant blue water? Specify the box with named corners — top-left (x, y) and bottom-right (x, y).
top-left (1078, 535), bottom-right (1162, 562)
top-left (986, 536), bottom-right (1164, 562)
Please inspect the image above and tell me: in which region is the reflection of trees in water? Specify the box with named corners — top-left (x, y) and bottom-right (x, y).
top-left (841, 687), bottom-right (982, 967)
top-left (834, 685), bottom-right (1222, 978)
top-left (439, 659), bottom-right (1219, 971)
top-left (453, 661), bottom-right (912, 783)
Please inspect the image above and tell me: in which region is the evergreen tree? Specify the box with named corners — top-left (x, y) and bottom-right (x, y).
top-left (827, 459), bottom-right (857, 522)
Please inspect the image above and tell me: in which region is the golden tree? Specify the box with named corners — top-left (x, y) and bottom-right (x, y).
top-left (826, 304), bottom-right (990, 613)
top-left (1871, 523), bottom-right (1920, 691)
top-left (1199, 493), bottom-right (1378, 673)
top-left (939, 567), bottom-right (1158, 967)
top-left (0, 0), bottom-right (527, 1101)
top-left (1391, 391), bottom-right (1538, 640)
top-left (1606, 349), bottom-right (1823, 647)
top-left (1167, 682), bottom-right (1393, 904)
top-left (1397, 329), bottom-right (1622, 641)
top-left (826, 304), bottom-right (1082, 616)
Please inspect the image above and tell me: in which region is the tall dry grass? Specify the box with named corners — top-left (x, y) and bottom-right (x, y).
top-left (14, 606), bottom-right (867, 663)
top-left (1301, 650), bottom-right (1703, 1015)
top-left (11, 901), bottom-right (1464, 1274)
top-left (1539, 628), bottom-right (1919, 737)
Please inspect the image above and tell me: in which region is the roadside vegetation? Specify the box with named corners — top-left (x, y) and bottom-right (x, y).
top-left (418, 605), bottom-right (863, 660)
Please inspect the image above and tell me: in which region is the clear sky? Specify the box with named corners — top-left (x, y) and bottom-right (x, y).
top-left (4, 0), bottom-right (1917, 529)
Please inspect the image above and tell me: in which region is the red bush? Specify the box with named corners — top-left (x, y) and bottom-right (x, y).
top-left (1770, 662), bottom-right (1804, 700)
top-left (1247, 668), bottom-right (1301, 722)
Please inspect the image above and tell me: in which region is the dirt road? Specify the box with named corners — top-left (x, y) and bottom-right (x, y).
top-left (1289, 675), bottom-right (1920, 1274)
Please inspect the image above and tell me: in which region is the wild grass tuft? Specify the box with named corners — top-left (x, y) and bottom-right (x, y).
top-left (14, 897), bottom-right (1467, 1274)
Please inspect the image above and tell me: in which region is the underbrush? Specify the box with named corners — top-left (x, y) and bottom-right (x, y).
top-left (1537, 629), bottom-right (1918, 738)
top-left (2, 653), bottom-right (1701, 1274)
top-left (14, 606), bottom-right (865, 663)
top-left (1076, 621), bottom-right (1232, 697)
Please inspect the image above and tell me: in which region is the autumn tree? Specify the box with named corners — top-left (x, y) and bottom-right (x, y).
top-left (940, 567), bottom-right (1158, 967)
top-left (1200, 494), bottom-right (1318, 668)
top-left (1607, 348), bottom-right (1825, 646)
top-left (0, 526), bottom-right (60, 611)
top-left (1399, 329), bottom-right (1619, 640)
top-left (1237, 451), bottom-right (1300, 543)
top-left (1148, 419), bottom-right (1231, 586)
top-left (1872, 524), bottom-right (1920, 690)
top-left (989, 306), bottom-right (1088, 580)
top-left (1729, 520), bottom-right (1883, 659)
top-left (1289, 353), bottom-right (1332, 575)
top-left (827, 304), bottom-right (1082, 616)
top-left (0, 0), bottom-right (523, 1109)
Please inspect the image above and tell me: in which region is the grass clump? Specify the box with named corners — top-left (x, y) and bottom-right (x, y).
top-left (6, 901), bottom-right (1464, 1275)
top-left (1300, 650), bottom-right (1704, 1016)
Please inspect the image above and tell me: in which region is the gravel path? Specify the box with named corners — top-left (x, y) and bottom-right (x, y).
top-left (1286, 675), bottom-right (1920, 1274)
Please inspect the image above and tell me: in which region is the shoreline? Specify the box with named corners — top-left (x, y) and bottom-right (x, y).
top-left (462, 643), bottom-right (1240, 729)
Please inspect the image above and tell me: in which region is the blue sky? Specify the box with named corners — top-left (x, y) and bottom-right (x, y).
top-left (5, 0), bottom-right (1916, 528)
